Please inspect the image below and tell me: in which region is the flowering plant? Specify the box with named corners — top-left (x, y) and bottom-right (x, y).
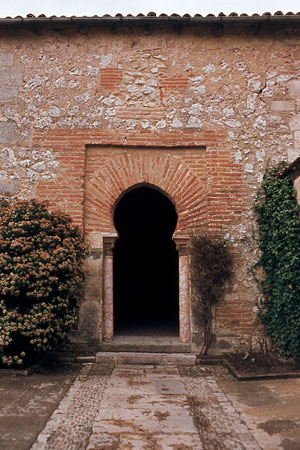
top-left (0, 199), bottom-right (88, 367)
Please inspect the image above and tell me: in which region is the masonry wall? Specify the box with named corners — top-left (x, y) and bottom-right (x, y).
top-left (1, 21), bottom-right (300, 351)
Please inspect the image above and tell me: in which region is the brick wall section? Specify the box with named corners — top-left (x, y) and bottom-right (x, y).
top-left (206, 147), bottom-right (247, 228)
top-left (100, 68), bottom-right (123, 92)
top-left (160, 76), bottom-right (189, 102)
top-left (34, 128), bottom-right (243, 233)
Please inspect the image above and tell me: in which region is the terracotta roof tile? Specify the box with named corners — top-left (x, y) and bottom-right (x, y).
top-left (1, 12), bottom-right (300, 22)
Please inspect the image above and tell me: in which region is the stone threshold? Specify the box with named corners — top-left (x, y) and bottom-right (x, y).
top-left (98, 335), bottom-right (192, 354)
top-left (95, 351), bottom-right (196, 365)
top-left (46, 336), bottom-right (193, 365)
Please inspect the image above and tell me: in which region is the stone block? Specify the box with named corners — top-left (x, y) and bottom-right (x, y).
top-left (88, 232), bottom-right (104, 249)
top-left (85, 276), bottom-right (101, 298)
top-left (0, 86), bottom-right (18, 102)
top-left (0, 54), bottom-right (13, 67)
top-left (0, 181), bottom-right (16, 193)
top-left (0, 123), bottom-right (16, 143)
top-left (271, 100), bottom-right (295, 111)
top-left (294, 131), bottom-right (300, 146)
top-left (86, 257), bottom-right (102, 277)
top-left (78, 300), bottom-right (100, 335)
top-left (288, 148), bottom-right (300, 162)
top-left (0, 68), bottom-right (23, 85)
top-left (289, 113), bottom-right (300, 131)
top-left (288, 80), bottom-right (300, 97)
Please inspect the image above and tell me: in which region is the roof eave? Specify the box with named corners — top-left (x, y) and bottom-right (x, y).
top-left (1, 14), bottom-right (300, 26)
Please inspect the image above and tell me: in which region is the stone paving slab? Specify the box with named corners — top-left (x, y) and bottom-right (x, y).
top-left (87, 365), bottom-right (203, 449)
top-left (30, 363), bottom-right (287, 450)
top-left (100, 392), bottom-right (190, 410)
top-left (87, 431), bottom-right (204, 449)
top-left (87, 433), bottom-right (203, 450)
top-left (93, 407), bottom-right (197, 434)
top-left (155, 378), bottom-right (186, 394)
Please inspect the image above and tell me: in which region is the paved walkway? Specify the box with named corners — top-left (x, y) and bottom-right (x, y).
top-left (30, 363), bottom-right (279, 450)
top-left (87, 365), bottom-right (203, 449)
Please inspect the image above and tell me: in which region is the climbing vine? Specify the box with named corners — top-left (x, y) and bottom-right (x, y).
top-left (190, 231), bottom-right (234, 356)
top-left (255, 163), bottom-right (300, 362)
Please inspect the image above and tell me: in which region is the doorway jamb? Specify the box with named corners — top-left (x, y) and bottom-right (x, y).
top-left (175, 238), bottom-right (191, 343)
top-left (103, 237), bottom-right (116, 342)
top-left (103, 235), bottom-right (191, 344)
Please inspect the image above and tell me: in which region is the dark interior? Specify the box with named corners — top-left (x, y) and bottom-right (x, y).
top-left (113, 185), bottom-right (179, 336)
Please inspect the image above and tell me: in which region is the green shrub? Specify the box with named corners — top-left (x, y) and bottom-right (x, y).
top-left (255, 164), bottom-right (300, 362)
top-left (0, 199), bottom-right (88, 367)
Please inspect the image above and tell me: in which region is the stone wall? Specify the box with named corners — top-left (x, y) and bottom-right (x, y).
top-left (1, 21), bottom-right (300, 351)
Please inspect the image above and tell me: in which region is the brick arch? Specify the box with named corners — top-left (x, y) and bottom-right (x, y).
top-left (84, 150), bottom-right (206, 234)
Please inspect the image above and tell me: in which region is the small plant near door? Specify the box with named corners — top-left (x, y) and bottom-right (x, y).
top-left (0, 199), bottom-right (88, 367)
top-left (190, 231), bottom-right (234, 357)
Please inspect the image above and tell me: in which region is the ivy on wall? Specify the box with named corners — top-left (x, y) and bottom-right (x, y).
top-left (255, 163), bottom-right (300, 362)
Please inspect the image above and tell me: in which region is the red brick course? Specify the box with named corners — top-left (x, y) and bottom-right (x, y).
top-left (35, 128), bottom-right (246, 234)
top-left (100, 68), bottom-right (123, 92)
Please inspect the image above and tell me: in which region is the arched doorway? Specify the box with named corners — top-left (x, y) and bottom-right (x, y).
top-left (113, 185), bottom-right (179, 336)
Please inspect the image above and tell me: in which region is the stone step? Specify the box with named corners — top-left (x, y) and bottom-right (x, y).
top-left (95, 351), bottom-right (196, 366)
top-left (98, 337), bottom-right (191, 354)
top-left (47, 351), bottom-right (96, 363)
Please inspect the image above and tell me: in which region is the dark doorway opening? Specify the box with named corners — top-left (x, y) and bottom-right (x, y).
top-left (113, 185), bottom-right (179, 336)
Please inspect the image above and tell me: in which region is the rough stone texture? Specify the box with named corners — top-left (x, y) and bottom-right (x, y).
top-left (31, 363), bottom-right (111, 450)
top-left (1, 22), bottom-right (300, 350)
top-left (181, 366), bottom-right (279, 449)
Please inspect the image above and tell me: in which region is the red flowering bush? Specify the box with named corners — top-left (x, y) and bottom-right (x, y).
top-left (0, 199), bottom-right (88, 367)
